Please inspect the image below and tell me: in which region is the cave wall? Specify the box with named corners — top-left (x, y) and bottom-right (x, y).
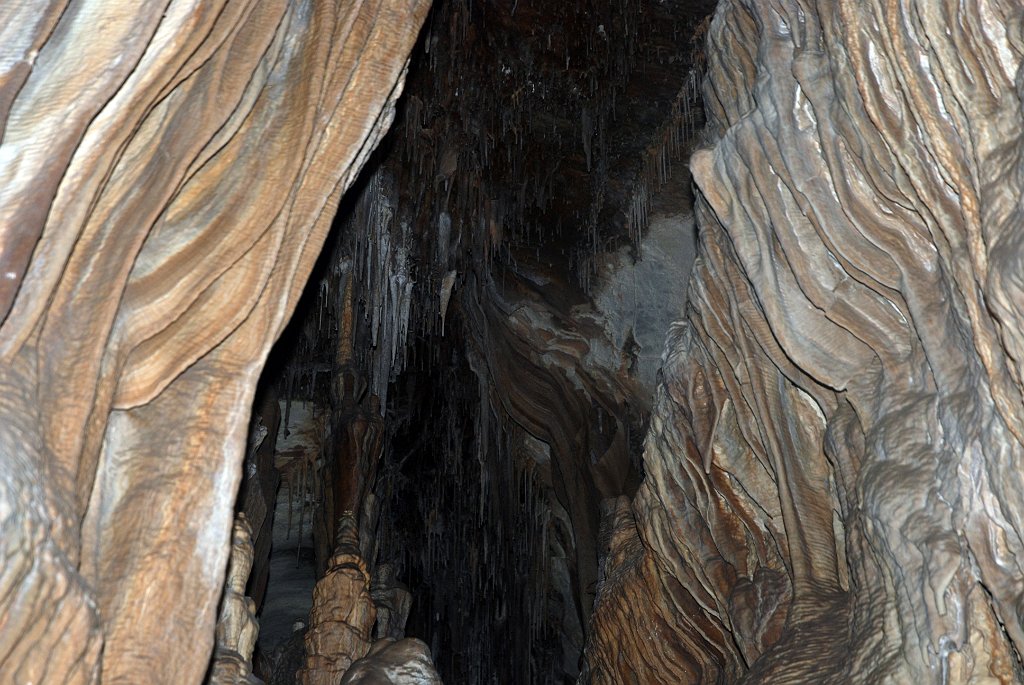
top-left (0, 1), bottom-right (429, 682)
top-left (7, 0), bottom-right (1023, 682)
top-left (585, 0), bottom-right (1024, 682)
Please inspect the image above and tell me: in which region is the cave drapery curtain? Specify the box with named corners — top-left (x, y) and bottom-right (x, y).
top-left (0, 1), bottom-right (429, 682)
top-left (5, 0), bottom-right (1024, 684)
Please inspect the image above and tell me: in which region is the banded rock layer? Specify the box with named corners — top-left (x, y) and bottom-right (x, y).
top-left (586, 0), bottom-right (1024, 682)
top-left (0, 1), bottom-right (429, 682)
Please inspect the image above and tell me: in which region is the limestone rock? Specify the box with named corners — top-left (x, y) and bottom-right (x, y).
top-left (370, 563), bottom-right (412, 641)
top-left (0, 1), bottom-right (429, 682)
top-left (339, 639), bottom-right (443, 685)
top-left (207, 514), bottom-right (261, 685)
top-left (585, 0), bottom-right (1024, 681)
top-left (298, 514), bottom-right (377, 685)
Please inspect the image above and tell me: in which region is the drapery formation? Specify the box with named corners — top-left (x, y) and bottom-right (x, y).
top-left (6, 0), bottom-right (1024, 682)
top-left (0, 1), bottom-right (429, 682)
top-left (585, 1), bottom-right (1024, 682)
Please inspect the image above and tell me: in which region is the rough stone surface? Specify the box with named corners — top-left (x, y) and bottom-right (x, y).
top-left (7, 0), bottom-right (1024, 682)
top-left (208, 515), bottom-right (261, 685)
top-left (370, 564), bottom-right (412, 641)
top-left (591, 174), bottom-right (698, 392)
top-left (298, 515), bottom-right (377, 685)
top-left (339, 639), bottom-right (443, 685)
top-left (584, 0), bottom-right (1024, 682)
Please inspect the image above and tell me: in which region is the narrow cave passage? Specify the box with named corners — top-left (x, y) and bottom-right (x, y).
top-left (232, 0), bottom-right (713, 682)
top-left (7, 0), bottom-right (1022, 683)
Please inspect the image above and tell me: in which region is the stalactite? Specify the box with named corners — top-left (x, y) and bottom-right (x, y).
top-left (258, 1), bottom-right (712, 681)
top-left (623, 68), bottom-right (704, 252)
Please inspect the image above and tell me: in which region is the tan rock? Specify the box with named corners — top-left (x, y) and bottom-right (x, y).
top-left (0, 1), bottom-right (430, 682)
top-left (585, 0), bottom-right (1024, 681)
top-left (298, 513), bottom-right (377, 685)
top-left (208, 514), bottom-right (260, 684)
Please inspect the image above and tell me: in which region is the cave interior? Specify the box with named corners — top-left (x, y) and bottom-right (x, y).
top-left (243, 0), bottom-right (714, 682)
top-left (5, 0), bottom-right (1024, 683)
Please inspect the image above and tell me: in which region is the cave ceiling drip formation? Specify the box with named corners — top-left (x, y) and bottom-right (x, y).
top-left (257, 0), bottom-right (710, 681)
top-left (3, 0), bottom-right (1024, 684)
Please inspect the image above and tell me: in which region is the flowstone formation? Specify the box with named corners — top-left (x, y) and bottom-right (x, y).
top-left (0, 1), bottom-right (429, 683)
top-left (7, 0), bottom-right (1023, 683)
top-left (584, 0), bottom-right (1024, 682)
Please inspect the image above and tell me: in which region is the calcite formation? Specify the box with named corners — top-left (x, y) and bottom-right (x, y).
top-left (370, 564), bottom-right (413, 641)
top-left (298, 514), bottom-right (377, 685)
top-left (339, 639), bottom-right (443, 685)
top-left (5, 0), bottom-right (1024, 682)
top-left (208, 515), bottom-right (261, 685)
top-left (255, 0), bottom-right (692, 681)
top-left (584, 0), bottom-right (1024, 682)
top-left (0, 1), bottom-right (429, 683)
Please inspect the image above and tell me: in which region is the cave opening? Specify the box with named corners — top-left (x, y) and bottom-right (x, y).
top-left (234, 0), bottom-right (713, 682)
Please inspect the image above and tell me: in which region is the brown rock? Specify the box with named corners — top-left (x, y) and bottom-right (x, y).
top-left (586, 0), bottom-right (1024, 681)
top-left (298, 514), bottom-right (377, 685)
top-left (208, 515), bottom-right (260, 685)
top-left (0, 1), bottom-right (430, 682)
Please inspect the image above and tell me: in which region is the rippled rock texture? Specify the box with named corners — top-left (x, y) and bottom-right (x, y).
top-left (585, 0), bottom-right (1024, 682)
top-left (0, 1), bottom-right (428, 682)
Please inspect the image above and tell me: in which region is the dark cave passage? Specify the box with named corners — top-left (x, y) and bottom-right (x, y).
top-left (5, 0), bottom-right (1021, 683)
top-left (238, 0), bottom-right (710, 682)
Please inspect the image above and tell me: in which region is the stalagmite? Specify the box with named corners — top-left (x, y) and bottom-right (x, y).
top-left (208, 515), bottom-right (261, 685)
top-left (370, 564), bottom-right (413, 641)
top-left (298, 514), bottom-right (377, 685)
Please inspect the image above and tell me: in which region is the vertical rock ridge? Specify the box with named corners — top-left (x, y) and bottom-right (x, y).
top-left (585, 0), bottom-right (1024, 682)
